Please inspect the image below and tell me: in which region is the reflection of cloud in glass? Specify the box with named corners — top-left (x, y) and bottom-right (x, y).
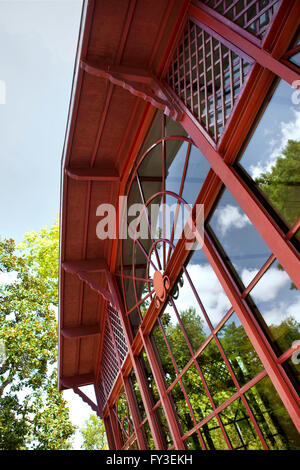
top-left (242, 267), bottom-right (289, 301)
top-left (248, 265), bottom-right (300, 331)
top-left (250, 109), bottom-right (300, 179)
top-left (259, 298), bottom-right (300, 327)
top-left (214, 204), bottom-right (251, 236)
top-left (180, 263), bottom-right (231, 328)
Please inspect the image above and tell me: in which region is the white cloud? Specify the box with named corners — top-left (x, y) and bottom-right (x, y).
top-left (175, 263), bottom-right (231, 328)
top-left (259, 297), bottom-right (300, 327)
top-left (248, 267), bottom-right (290, 303)
top-left (214, 204), bottom-right (251, 236)
top-left (240, 268), bottom-right (259, 287)
top-left (249, 109), bottom-right (300, 179)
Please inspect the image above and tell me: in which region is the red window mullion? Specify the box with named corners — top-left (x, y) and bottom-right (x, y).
top-left (104, 415), bottom-right (116, 450)
top-left (140, 331), bottom-right (185, 450)
top-left (123, 376), bottom-right (147, 450)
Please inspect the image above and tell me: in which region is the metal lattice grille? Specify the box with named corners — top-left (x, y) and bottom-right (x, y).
top-left (101, 321), bottom-right (120, 396)
top-left (107, 304), bottom-right (128, 364)
top-left (97, 379), bottom-right (106, 411)
top-left (201, 0), bottom-right (280, 39)
top-left (168, 20), bottom-right (252, 142)
top-left (98, 305), bottom-right (128, 401)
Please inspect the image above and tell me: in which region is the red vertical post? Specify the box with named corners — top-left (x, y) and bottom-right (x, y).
top-left (123, 376), bottom-right (147, 450)
top-left (140, 332), bottom-right (185, 450)
top-left (104, 415), bottom-right (116, 450)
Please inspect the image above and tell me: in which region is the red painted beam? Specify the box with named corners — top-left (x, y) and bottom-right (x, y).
top-left (61, 373), bottom-right (94, 389)
top-left (66, 166), bottom-right (120, 182)
top-left (62, 325), bottom-right (100, 339)
top-left (62, 258), bottom-right (108, 273)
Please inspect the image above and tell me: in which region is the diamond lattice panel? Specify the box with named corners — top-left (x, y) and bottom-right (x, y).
top-left (101, 321), bottom-right (120, 396)
top-left (168, 20), bottom-right (253, 142)
top-left (201, 0), bottom-right (280, 39)
top-left (98, 305), bottom-right (128, 402)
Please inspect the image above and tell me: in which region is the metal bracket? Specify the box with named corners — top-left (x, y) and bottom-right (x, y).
top-left (62, 259), bottom-right (121, 311)
top-left (73, 386), bottom-right (102, 418)
top-left (80, 59), bottom-right (183, 121)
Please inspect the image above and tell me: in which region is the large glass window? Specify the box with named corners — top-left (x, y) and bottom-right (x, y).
top-left (217, 312), bottom-right (264, 387)
top-left (245, 376), bottom-right (300, 450)
top-left (247, 260), bottom-right (300, 355)
top-left (236, 80), bottom-right (300, 230)
top-left (120, 112), bottom-right (211, 338)
top-left (207, 188), bottom-right (272, 288)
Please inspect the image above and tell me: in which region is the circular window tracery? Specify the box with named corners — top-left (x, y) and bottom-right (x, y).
top-left (118, 115), bottom-right (210, 334)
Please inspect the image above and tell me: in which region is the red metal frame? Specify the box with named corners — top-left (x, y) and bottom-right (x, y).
top-left (61, 0), bottom-right (300, 450)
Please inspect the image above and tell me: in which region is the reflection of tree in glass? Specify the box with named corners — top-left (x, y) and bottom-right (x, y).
top-left (255, 139), bottom-right (300, 227)
top-left (115, 390), bottom-right (134, 446)
top-left (217, 316), bottom-right (264, 387)
top-left (152, 307), bottom-right (300, 449)
top-left (268, 316), bottom-right (300, 355)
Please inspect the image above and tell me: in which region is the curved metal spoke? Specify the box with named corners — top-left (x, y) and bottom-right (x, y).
top-left (127, 222), bottom-right (158, 272)
top-left (135, 172), bottom-right (162, 271)
top-left (126, 288), bottom-right (155, 315)
top-left (167, 142), bottom-right (191, 263)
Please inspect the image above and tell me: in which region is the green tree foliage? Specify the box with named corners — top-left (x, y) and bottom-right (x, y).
top-left (80, 414), bottom-right (108, 450)
top-left (0, 223), bottom-right (75, 449)
top-left (18, 218), bottom-right (59, 305)
top-left (256, 139), bottom-right (300, 227)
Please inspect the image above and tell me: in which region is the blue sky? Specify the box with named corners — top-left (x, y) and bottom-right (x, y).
top-left (0, 0), bottom-right (82, 242)
top-left (0, 0), bottom-right (97, 449)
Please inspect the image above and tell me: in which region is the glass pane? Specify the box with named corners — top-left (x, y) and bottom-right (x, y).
top-left (151, 322), bottom-right (177, 387)
top-left (186, 247), bottom-right (232, 328)
top-left (160, 302), bottom-right (192, 372)
top-left (143, 420), bottom-right (155, 450)
top-left (289, 52), bottom-right (300, 68)
top-left (196, 338), bottom-right (236, 407)
top-left (248, 260), bottom-right (300, 355)
top-left (181, 363), bottom-right (213, 422)
top-left (116, 389), bottom-right (134, 445)
top-left (139, 350), bottom-right (160, 404)
top-left (200, 417), bottom-right (229, 450)
top-left (129, 309), bottom-right (141, 338)
top-left (237, 80), bottom-right (300, 229)
top-left (171, 271), bottom-right (211, 351)
top-left (165, 114), bottom-right (188, 137)
top-left (219, 398), bottom-right (264, 450)
top-left (245, 376), bottom-right (300, 450)
top-left (283, 354), bottom-right (300, 391)
top-left (169, 382), bottom-right (194, 435)
top-left (130, 370), bottom-right (146, 422)
top-left (208, 188), bottom-right (271, 286)
top-left (181, 145), bottom-right (210, 206)
top-left (217, 312), bottom-right (264, 386)
top-left (156, 405), bottom-right (173, 447)
top-left (184, 431), bottom-right (203, 450)
top-left (165, 139), bottom-right (189, 196)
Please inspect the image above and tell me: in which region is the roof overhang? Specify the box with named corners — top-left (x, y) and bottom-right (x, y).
top-left (58, 0), bottom-right (189, 391)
